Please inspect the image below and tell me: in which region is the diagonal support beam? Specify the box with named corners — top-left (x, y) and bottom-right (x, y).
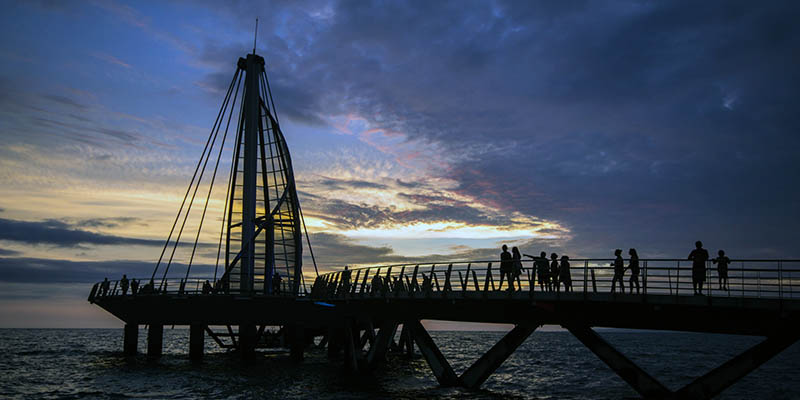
top-left (406, 320), bottom-right (460, 387)
top-left (460, 322), bottom-right (538, 389)
top-left (674, 330), bottom-right (800, 399)
top-left (367, 321), bottom-right (397, 365)
top-left (565, 324), bottom-right (671, 399)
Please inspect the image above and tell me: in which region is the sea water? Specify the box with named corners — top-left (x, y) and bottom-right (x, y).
top-left (0, 329), bottom-right (798, 399)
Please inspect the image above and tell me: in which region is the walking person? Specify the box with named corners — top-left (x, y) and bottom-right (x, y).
top-left (688, 241), bottom-right (710, 295)
top-left (610, 249), bottom-right (625, 293)
top-left (559, 255), bottom-right (572, 292)
top-left (101, 277), bottom-right (110, 297)
top-left (550, 253), bottom-right (561, 292)
top-left (131, 278), bottom-right (139, 295)
top-left (272, 272), bottom-right (282, 295)
top-left (628, 249), bottom-right (641, 294)
top-left (340, 266), bottom-right (351, 296)
top-left (713, 250), bottom-right (730, 291)
top-left (536, 251), bottom-right (550, 291)
top-left (120, 274), bottom-right (129, 296)
top-left (512, 247), bottom-right (523, 291)
top-left (500, 244), bottom-right (513, 291)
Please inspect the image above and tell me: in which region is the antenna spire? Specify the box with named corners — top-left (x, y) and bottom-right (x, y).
top-left (253, 18), bottom-right (258, 55)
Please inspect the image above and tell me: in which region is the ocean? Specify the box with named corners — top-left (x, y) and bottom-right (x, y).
top-left (0, 329), bottom-right (798, 399)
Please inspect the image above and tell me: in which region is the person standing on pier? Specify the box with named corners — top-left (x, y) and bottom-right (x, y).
top-left (512, 247), bottom-right (523, 291)
top-left (560, 255), bottom-right (572, 292)
top-left (341, 266), bottom-right (351, 296)
top-left (550, 253), bottom-right (561, 292)
top-left (536, 251), bottom-right (550, 291)
top-left (120, 274), bottom-right (129, 296)
top-left (101, 278), bottom-right (110, 297)
top-left (131, 278), bottom-right (139, 295)
top-left (628, 249), bottom-right (641, 294)
top-left (272, 272), bottom-right (282, 295)
top-left (689, 241), bottom-right (710, 295)
top-left (611, 249), bottom-right (625, 293)
top-left (500, 244), bottom-right (513, 291)
top-left (713, 250), bottom-right (730, 291)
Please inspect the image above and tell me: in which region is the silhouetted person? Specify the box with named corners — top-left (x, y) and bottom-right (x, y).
top-left (179, 278), bottom-right (186, 295)
top-left (536, 251), bottom-right (550, 291)
top-left (371, 274), bottom-right (383, 295)
top-left (512, 247), bottom-right (523, 291)
top-left (131, 278), bottom-right (139, 295)
top-left (713, 250), bottom-right (730, 291)
top-left (421, 273), bottom-right (432, 293)
top-left (341, 266), bottom-right (351, 296)
top-left (628, 249), bottom-right (641, 294)
top-left (273, 272), bottom-right (282, 295)
top-left (120, 274), bottom-right (129, 296)
top-left (550, 253), bottom-right (560, 292)
top-left (500, 244), bottom-right (513, 291)
top-left (202, 280), bottom-right (212, 294)
top-left (688, 241), bottom-right (709, 295)
top-left (560, 255), bottom-right (572, 292)
top-left (101, 278), bottom-right (110, 296)
top-left (611, 249), bottom-right (625, 293)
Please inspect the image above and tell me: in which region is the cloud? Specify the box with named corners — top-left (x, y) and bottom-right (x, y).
top-left (0, 217), bottom-right (163, 247)
top-left (0, 257), bottom-right (214, 284)
top-left (0, 248), bottom-right (19, 256)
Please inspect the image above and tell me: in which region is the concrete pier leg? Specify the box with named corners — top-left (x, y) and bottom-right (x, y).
top-left (406, 320), bottom-right (459, 386)
top-left (397, 323), bottom-right (414, 356)
top-left (290, 324), bottom-right (305, 361)
top-left (566, 324), bottom-right (670, 399)
top-left (674, 330), bottom-right (800, 399)
top-left (327, 326), bottom-right (342, 359)
top-left (460, 323), bottom-right (537, 388)
top-left (189, 324), bottom-right (204, 362)
top-left (147, 324), bottom-right (163, 359)
top-left (123, 323), bottom-right (138, 356)
top-left (367, 321), bottom-right (398, 365)
top-left (342, 322), bottom-right (359, 372)
top-left (239, 323), bottom-right (257, 362)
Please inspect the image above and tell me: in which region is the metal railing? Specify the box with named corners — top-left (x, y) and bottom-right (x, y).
top-left (87, 277), bottom-right (298, 302)
top-left (309, 259), bottom-right (800, 301)
top-left (88, 258), bottom-right (800, 303)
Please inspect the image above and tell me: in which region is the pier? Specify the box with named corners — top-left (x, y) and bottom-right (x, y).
top-left (88, 51), bottom-right (800, 399)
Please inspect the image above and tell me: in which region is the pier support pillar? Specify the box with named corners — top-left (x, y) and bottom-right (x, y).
top-left (367, 320), bottom-right (398, 366)
top-left (239, 324), bottom-right (257, 362)
top-left (565, 323), bottom-right (670, 399)
top-left (123, 323), bottom-right (138, 356)
top-left (674, 329), bottom-right (800, 399)
top-left (327, 326), bottom-right (342, 359)
top-left (397, 323), bottom-right (414, 356)
top-left (342, 320), bottom-right (360, 371)
top-left (289, 324), bottom-right (305, 361)
top-left (147, 324), bottom-right (163, 359)
top-left (189, 324), bottom-right (204, 362)
top-left (406, 320), bottom-right (459, 386)
top-left (460, 322), bottom-right (537, 389)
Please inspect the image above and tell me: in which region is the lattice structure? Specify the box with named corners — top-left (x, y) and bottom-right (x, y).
top-left (149, 52), bottom-right (312, 296)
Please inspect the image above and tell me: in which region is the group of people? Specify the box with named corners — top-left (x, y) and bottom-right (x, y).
top-left (603, 241), bottom-right (731, 295)
top-left (99, 272), bottom-right (286, 297)
top-left (500, 240), bottom-right (731, 295)
top-left (499, 245), bottom-right (573, 292)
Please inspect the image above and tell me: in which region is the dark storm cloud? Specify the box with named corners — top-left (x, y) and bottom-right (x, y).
top-left (317, 176), bottom-right (388, 191)
top-left (0, 218), bottom-right (163, 247)
top-left (0, 257), bottom-right (214, 284)
top-left (199, 1), bottom-right (799, 257)
top-left (0, 248), bottom-right (20, 256)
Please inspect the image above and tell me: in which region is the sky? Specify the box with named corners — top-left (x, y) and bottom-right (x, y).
top-left (0, 0), bottom-right (798, 327)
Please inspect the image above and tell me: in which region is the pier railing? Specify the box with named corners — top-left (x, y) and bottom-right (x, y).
top-left (87, 277), bottom-right (298, 302)
top-left (309, 258), bottom-right (800, 300)
top-left (88, 258), bottom-right (800, 302)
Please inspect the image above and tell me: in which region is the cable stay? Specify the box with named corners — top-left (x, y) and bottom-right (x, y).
top-left (148, 52), bottom-right (318, 296)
